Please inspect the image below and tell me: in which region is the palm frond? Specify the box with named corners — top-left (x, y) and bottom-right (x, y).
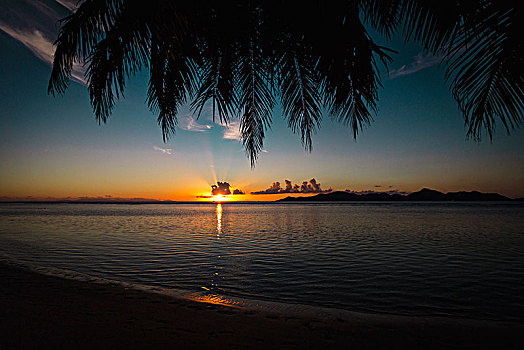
top-left (400, 0), bottom-right (462, 54)
top-left (85, 4), bottom-right (150, 123)
top-left (190, 46), bottom-right (238, 125)
top-left (48, 0), bottom-right (523, 167)
top-left (237, 38), bottom-right (275, 166)
top-left (445, 1), bottom-right (523, 139)
top-left (48, 0), bottom-right (124, 95)
top-left (360, 0), bottom-right (403, 39)
top-left (315, 8), bottom-right (392, 138)
top-left (147, 38), bottom-right (198, 141)
top-left (279, 52), bottom-right (322, 151)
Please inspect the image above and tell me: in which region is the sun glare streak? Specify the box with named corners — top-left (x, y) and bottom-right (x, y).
top-left (216, 203), bottom-right (222, 237)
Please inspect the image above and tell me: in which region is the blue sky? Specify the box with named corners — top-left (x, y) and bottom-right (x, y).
top-left (0, 0), bottom-right (523, 200)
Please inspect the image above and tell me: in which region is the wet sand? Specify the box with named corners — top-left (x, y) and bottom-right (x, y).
top-left (1, 262), bottom-right (522, 349)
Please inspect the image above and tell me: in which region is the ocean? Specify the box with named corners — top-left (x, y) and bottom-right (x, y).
top-left (1, 202), bottom-right (523, 322)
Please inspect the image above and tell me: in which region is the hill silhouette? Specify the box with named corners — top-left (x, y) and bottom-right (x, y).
top-left (277, 188), bottom-right (512, 202)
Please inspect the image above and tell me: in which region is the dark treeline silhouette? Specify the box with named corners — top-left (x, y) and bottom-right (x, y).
top-left (48, 1), bottom-right (523, 166)
top-left (278, 188), bottom-right (515, 201)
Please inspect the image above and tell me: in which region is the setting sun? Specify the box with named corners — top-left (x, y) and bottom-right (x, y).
top-left (211, 194), bottom-right (231, 202)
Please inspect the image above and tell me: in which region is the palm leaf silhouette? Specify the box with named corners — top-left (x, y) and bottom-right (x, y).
top-left (49, 0), bottom-right (523, 165)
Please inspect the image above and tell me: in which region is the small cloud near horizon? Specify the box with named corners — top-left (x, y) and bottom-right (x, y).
top-left (251, 178), bottom-right (332, 195)
top-left (153, 146), bottom-right (172, 155)
top-left (196, 181), bottom-right (245, 198)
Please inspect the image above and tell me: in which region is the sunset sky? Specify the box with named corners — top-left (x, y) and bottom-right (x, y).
top-left (1, 0), bottom-right (523, 201)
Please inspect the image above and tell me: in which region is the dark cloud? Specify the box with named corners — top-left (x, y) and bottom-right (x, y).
top-left (253, 181), bottom-right (282, 194)
top-left (251, 178), bottom-right (331, 195)
top-left (212, 182), bottom-right (231, 196)
top-left (196, 182), bottom-right (244, 198)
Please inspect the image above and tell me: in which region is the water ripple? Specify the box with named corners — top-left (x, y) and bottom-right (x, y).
top-left (0, 202), bottom-right (523, 322)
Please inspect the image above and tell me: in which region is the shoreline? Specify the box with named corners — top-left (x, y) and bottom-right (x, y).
top-left (3, 256), bottom-right (521, 324)
top-left (1, 261), bottom-right (523, 349)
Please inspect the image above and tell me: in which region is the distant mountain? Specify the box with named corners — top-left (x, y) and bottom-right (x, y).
top-left (444, 191), bottom-right (510, 201)
top-left (405, 188), bottom-right (447, 201)
top-left (277, 189), bottom-right (512, 202)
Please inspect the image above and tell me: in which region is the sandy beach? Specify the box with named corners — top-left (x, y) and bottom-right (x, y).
top-left (0, 262), bottom-right (522, 349)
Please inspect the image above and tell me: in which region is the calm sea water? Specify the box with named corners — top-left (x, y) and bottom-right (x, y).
top-left (1, 202), bottom-right (523, 321)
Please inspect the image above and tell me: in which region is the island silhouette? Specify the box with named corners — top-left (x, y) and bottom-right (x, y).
top-left (278, 188), bottom-right (515, 202)
top-left (2, 188), bottom-right (521, 203)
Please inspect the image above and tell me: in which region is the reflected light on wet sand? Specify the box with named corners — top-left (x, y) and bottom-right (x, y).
top-left (188, 293), bottom-right (243, 308)
top-left (216, 203), bottom-right (222, 237)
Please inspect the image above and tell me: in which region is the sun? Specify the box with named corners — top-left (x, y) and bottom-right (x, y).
top-left (211, 194), bottom-right (231, 202)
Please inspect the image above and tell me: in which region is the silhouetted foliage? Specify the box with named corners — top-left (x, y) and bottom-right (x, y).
top-left (49, 0), bottom-right (523, 166)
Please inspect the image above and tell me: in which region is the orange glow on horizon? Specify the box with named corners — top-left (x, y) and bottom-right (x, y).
top-left (210, 194), bottom-right (231, 202)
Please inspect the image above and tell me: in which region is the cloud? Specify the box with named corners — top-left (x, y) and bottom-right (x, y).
top-left (255, 181), bottom-right (283, 194)
top-left (153, 146), bottom-right (172, 155)
top-left (196, 182), bottom-right (245, 198)
top-left (0, 25), bottom-right (54, 62)
top-left (178, 115), bottom-right (212, 132)
top-left (222, 120), bottom-right (242, 141)
top-left (54, 0), bottom-right (79, 12)
top-left (0, 0), bottom-right (87, 84)
top-left (212, 182), bottom-right (232, 195)
top-left (388, 52), bottom-right (443, 79)
top-left (251, 178), bottom-right (332, 195)
top-left (192, 103), bottom-right (243, 141)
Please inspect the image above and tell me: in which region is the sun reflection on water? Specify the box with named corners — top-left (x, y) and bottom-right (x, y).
top-left (216, 203), bottom-right (222, 237)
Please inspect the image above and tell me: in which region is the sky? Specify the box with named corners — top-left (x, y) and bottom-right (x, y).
top-left (0, 0), bottom-right (523, 201)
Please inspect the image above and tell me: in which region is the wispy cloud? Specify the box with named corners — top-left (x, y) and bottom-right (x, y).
top-left (153, 146), bottom-right (173, 155)
top-left (389, 52), bottom-right (443, 79)
top-left (0, 25), bottom-right (54, 63)
top-left (222, 120), bottom-right (242, 141)
top-left (192, 103), bottom-right (243, 141)
top-left (0, 0), bottom-right (86, 84)
top-left (55, 0), bottom-right (79, 12)
top-left (177, 115), bottom-right (212, 132)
